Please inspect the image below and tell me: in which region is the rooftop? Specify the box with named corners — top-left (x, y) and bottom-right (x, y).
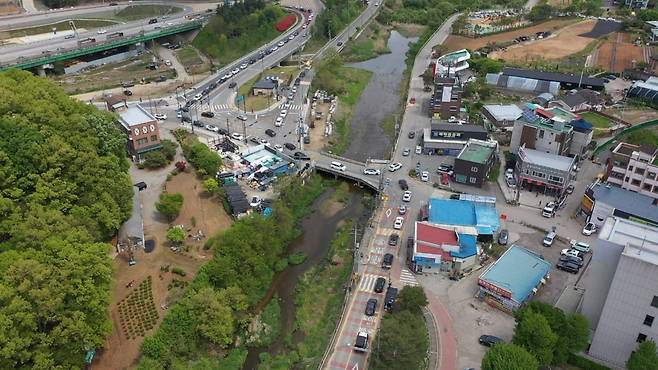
top-left (414, 222), bottom-right (478, 259)
top-left (430, 121), bottom-right (488, 133)
top-left (452, 233), bottom-right (477, 259)
top-left (599, 217), bottom-right (658, 266)
top-left (479, 244), bottom-right (552, 303)
top-left (428, 198), bottom-right (500, 235)
top-left (483, 104), bottom-right (523, 122)
top-left (253, 79), bottom-right (277, 89)
top-left (118, 104), bottom-right (156, 128)
top-left (612, 142), bottom-right (657, 157)
top-left (242, 145), bottom-right (291, 171)
top-left (589, 182), bottom-right (658, 225)
top-left (457, 139), bottom-right (496, 164)
top-left (518, 146), bottom-right (575, 172)
top-left (437, 49), bottom-right (470, 64)
top-left (503, 67), bottom-right (605, 87)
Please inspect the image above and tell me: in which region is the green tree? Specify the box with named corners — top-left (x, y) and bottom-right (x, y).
top-left (370, 310), bottom-right (428, 370)
top-left (203, 178), bottom-right (219, 194)
top-left (143, 150), bottom-right (168, 169)
top-left (482, 343), bottom-right (539, 370)
top-left (513, 310), bottom-right (558, 365)
top-left (166, 227), bottom-right (185, 246)
top-left (422, 67), bottom-right (434, 87)
top-left (396, 286), bottom-right (428, 313)
top-left (188, 288), bottom-right (235, 347)
top-left (156, 193), bottom-right (184, 220)
top-left (627, 340), bottom-right (658, 370)
top-left (527, 4), bottom-right (554, 22)
top-left (161, 139), bottom-right (177, 160)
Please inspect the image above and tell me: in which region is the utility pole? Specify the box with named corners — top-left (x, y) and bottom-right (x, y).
top-left (242, 120), bottom-right (247, 144)
top-left (226, 117), bottom-right (230, 133)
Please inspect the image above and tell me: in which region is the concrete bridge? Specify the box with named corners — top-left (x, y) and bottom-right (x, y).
top-left (312, 152), bottom-right (382, 192)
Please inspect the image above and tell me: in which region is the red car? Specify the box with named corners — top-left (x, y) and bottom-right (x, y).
top-left (441, 173), bottom-right (449, 185)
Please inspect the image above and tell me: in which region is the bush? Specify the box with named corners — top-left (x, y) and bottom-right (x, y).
top-left (172, 267), bottom-right (187, 277)
top-left (288, 252), bottom-right (306, 265)
top-left (567, 353), bottom-right (611, 370)
top-left (143, 150), bottom-right (168, 169)
top-left (274, 258), bottom-right (289, 272)
top-left (155, 193), bottom-right (184, 220)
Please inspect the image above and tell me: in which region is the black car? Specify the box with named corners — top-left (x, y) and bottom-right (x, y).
top-left (284, 143), bottom-right (296, 150)
top-left (265, 129), bottom-right (276, 137)
top-left (201, 111), bottom-right (215, 118)
top-left (450, 193), bottom-right (461, 200)
top-left (123, 90), bottom-right (133, 96)
top-left (293, 151), bottom-right (310, 160)
top-left (300, 71), bottom-right (306, 78)
top-left (294, 77), bottom-right (301, 86)
top-left (365, 298), bottom-right (378, 316)
top-left (303, 136), bottom-right (310, 144)
top-left (209, 82), bottom-right (217, 89)
top-left (181, 116), bottom-right (192, 123)
top-left (250, 137), bottom-right (261, 144)
top-left (382, 253), bottom-right (393, 269)
top-left (408, 131), bottom-right (415, 139)
top-left (374, 277), bottom-right (386, 293)
top-left (559, 255), bottom-right (583, 267)
top-left (248, 58), bottom-right (256, 64)
top-left (180, 107), bottom-right (190, 113)
top-left (192, 120), bottom-right (204, 128)
top-left (479, 335), bottom-right (504, 347)
top-left (218, 128), bottom-right (229, 135)
top-left (388, 234), bottom-right (399, 246)
top-left (399, 179), bottom-right (409, 191)
top-left (337, 41), bottom-right (343, 46)
top-left (556, 261), bottom-right (580, 274)
top-left (228, 82), bottom-right (237, 89)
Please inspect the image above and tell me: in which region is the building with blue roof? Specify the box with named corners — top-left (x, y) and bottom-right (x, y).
top-left (428, 198), bottom-right (500, 238)
top-left (478, 244), bottom-right (552, 312)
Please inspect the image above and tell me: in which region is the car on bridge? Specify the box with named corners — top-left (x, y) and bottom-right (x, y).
top-left (363, 168), bottom-right (380, 176)
top-left (388, 162), bottom-right (402, 172)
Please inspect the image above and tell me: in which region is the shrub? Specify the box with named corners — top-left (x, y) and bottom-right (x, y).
top-left (288, 252), bottom-right (306, 265)
top-left (172, 267), bottom-right (187, 276)
top-left (276, 14), bottom-right (296, 32)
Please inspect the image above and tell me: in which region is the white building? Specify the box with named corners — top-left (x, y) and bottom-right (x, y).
top-left (607, 142), bottom-right (658, 201)
top-left (435, 49), bottom-right (471, 77)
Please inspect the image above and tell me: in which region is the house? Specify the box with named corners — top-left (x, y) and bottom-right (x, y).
top-left (501, 67), bottom-right (606, 91)
top-left (411, 222), bottom-right (478, 273)
top-left (114, 103), bottom-right (162, 160)
top-left (252, 79), bottom-right (278, 96)
top-left (534, 92), bottom-right (555, 107)
top-left (486, 73), bottom-right (560, 95)
top-left (605, 142), bottom-right (658, 201)
top-left (453, 139), bottom-right (498, 187)
top-left (482, 104), bottom-right (523, 128)
top-left (423, 119), bottom-right (488, 155)
top-left (429, 77), bottom-right (462, 120)
top-left (515, 145), bottom-right (575, 194)
top-left (580, 180), bottom-right (658, 228)
top-left (434, 49), bottom-right (471, 77)
top-left (477, 244), bottom-right (551, 312)
top-left (553, 89), bottom-right (602, 112)
top-left (581, 217), bottom-right (658, 367)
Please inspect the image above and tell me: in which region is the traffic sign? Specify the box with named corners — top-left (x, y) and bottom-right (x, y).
top-left (236, 95), bottom-right (245, 103)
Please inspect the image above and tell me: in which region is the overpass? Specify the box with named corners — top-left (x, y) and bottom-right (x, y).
top-left (0, 21), bottom-right (202, 71)
top-left (312, 152), bottom-right (382, 192)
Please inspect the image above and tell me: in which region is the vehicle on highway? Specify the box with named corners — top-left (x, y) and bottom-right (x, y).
top-left (374, 277), bottom-right (386, 293)
top-left (288, 34), bottom-right (295, 41)
top-left (498, 229), bottom-right (509, 245)
top-left (403, 148), bottom-right (410, 156)
top-left (398, 179), bottom-right (409, 191)
top-left (388, 234), bottom-right (399, 246)
top-left (354, 332), bottom-right (369, 352)
top-left (249, 196), bottom-right (262, 208)
top-left (205, 124), bottom-right (219, 132)
top-left (559, 255), bottom-right (583, 266)
top-left (398, 205), bottom-right (407, 215)
top-left (437, 163), bottom-right (453, 176)
top-left (279, 109), bottom-right (288, 117)
top-left (148, 18), bottom-right (158, 24)
top-left (408, 131), bottom-right (415, 139)
top-left (240, 63), bottom-right (248, 69)
top-left (274, 144), bottom-right (284, 152)
top-left (542, 231), bottom-right (556, 247)
top-left (293, 151), bottom-right (310, 160)
top-left (231, 68), bottom-right (240, 74)
top-left (201, 111), bottom-right (215, 118)
top-left (287, 92), bottom-right (294, 100)
top-left (237, 114), bottom-right (248, 121)
top-left (415, 145), bottom-right (422, 154)
top-left (176, 111), bottom-right (182, 119)
top-left (249, 58), bottom-right (256, 64)
top-left (97, 29), bottom-right (107, 34)
top-left (271, 46), bottom-right (278, 52)
top-left (363, 168), bottom-right (380, 175)
top-left (231, 133), bottom-right (244, 141)
top-left (123, 90), bottom-right (133, 96)
top-left (402, 191), bottom-right (412, 202)
top-left (388, 162), bottom-right (402, 172)
top-left (283, 102), bottom-right (291, 109)
top-left (284, 143), bottom-right (296, 150)
top-left (265, 129), bottom-right (276, 137)
top-left (582, 222), bottom-right (597, 236)
top-left (330, 161), bottom-right (347, 172)
top-left (542, 202), bottom-right (556, 217)
top-left (64, 34), bottom-right (75, 39)
top-left (561, 249), bottom-right (582, 259)
top-left (393, 216), bottom-right (404, 230)
top-left (421, 171), bottom-right (429, 182)
top-left (275, 117), bottom-right (284, 126)
top-left (153, 113), bottom-right (167, 120)
top-left (382, 253), bottom-right (394, 269)
top-left (556, 261), bottom-right (580, 274)
top-left (229, 82), bottom-right (237, 89)
top-left (479, 335), bottom-right (504, 347)
top-left (570, 240), bottom-right (591, 254)
top-left (365, 298), bottom-right (378, 316)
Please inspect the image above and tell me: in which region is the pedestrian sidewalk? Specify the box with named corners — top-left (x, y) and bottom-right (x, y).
top-left (426, 294), bottom-right (457, 370)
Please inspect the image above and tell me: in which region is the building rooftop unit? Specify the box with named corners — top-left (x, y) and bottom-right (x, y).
top-left (479, 244), bottom-right (552, 303)
top-left (589, 182), bottom-right (658, 225)
top-left (519, 147), bottom-right (574, 172)
top-left (483, 104), bottom-right (523, 122)
top-left (118, 104), bottom-right (156, 129)
top-left (457, 139), bottom-right (497, 164)
top-left (242, 144), bottom-right (293, 173)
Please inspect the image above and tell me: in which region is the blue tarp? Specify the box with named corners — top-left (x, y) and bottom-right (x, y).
top-left (570, 118), bottom-right (593, 130)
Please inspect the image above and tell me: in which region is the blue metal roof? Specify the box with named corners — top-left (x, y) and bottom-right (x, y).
top-left (452, 233), bottom-right (477, 259)
top-left (428, 198), bottom-right (500, 235)
top-left (480, 244), bottom-right (551, 303)
top-left (570, 118), bottom-right (593, 130)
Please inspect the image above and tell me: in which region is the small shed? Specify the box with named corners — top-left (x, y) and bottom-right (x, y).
top-left (252, 79), bottom-right (278, 96)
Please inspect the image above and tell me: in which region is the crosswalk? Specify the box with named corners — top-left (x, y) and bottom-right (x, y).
top-left (358, 274), bottom-right (384, 292)
top-left (211, 104), bottom-right (230, 111)
top-left (400, 268), bottom-right (419, 287)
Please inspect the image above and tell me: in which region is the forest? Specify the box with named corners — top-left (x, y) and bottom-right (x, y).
top-left (0, 70), bottom-right (133, 368)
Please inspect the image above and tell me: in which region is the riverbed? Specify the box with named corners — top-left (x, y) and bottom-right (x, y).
top-left (342, 30), bottom-right (419, 161)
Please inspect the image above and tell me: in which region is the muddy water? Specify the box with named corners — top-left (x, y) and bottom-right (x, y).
top-left (343, 30), bottom-right (419, 161)
top-left (242, 185), bottom-right (368, 369)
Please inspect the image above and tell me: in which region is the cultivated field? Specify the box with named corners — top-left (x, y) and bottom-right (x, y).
top-left (489, 20), bottom-right (598, 62)
top-left (591, 33), bottom-right (648, 73)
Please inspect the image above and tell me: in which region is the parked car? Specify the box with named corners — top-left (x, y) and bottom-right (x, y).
top-left (388, 162), bottom-right (402, 172)
top-left (561, 249), bottom-right (582, 259)
top-left (556, 261), bottom-right (580, 274)
top-left (363, 168), bottom-right (380, 175)
top-left (231, 133), bottom-right (244, 141)
top-left (479, 335), bottom-right (504, 347)
top-left (393, 216), bottom-right (404, 230)
top-left (354, 332), bottom-right (369, 351)
top-left (249, 196), bottom-right (262, 208)
top-left (382, 253), bottom-right (394, 269)
top-left (237, 114), bottom-right (248, 121)
top-left (205, 124), bottom-right (219, 132)
top-left (398, 205), bottom-right (407, 215)
top-left (498, 229), bottom-right (509, 245)
top-left (123, 90), bottom-right (133, 96)
top-left (566, 184), bottom-right (575, 194)
top-left (415, 145), bottom-right (422, 154)
top-left (274, 144), bottom-right (284, 152)
top-left (154, 113), bottom-right (167, 120)
top-left (582, 222), bottom-right (597, 236)
top-left (293, 151), bottom-right (310, 160)
top-left (542, 202), bottom-right (556, 217)
top-left (559, 255), bottom-right (583, 266)
top-left (570, 240), bottom-right (591, 253)
top-left (506, 176), bottom-right (517, 188)
top-left (388, 234), bottom-right (399, 246)
top-left (284, 143), bottom-right (296, 150)
top-left (402, 191), bottom-right (412, 202)
top-left (374, 277), bottom-right (386, 293)
top-left (265, 129), bottom-right (276, 137)
top-left (398, 179), bottom-right (409, 191)
top-left (365, 298), bottom-right (378, 316)
top-left (192, 120), bottom-right (204, 127)
top-left (437, 163), bottom-right (454, 176)
top-left (543, 231), bottom-right (556, 247)
top-left (421, 171), bottom-right (429, 182)
top-left (403, 148), bottom-right (411, 156)
top-left (408, 131), bottom-right (415, 139)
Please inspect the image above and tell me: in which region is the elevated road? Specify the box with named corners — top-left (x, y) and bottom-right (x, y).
top-left (312, 152), bottom-right (381, 191)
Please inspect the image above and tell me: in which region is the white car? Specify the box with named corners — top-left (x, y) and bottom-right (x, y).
top-left (249, 196), bottom-right (262, 208)
top-left (176, 111), bottom-right (182, 118)
top-left (582, 222), bottom-right (597, 236)
top-left (271, 46), bottom-right (278, 51)
top-left (240, 63), bottom-right (248, 70)
top-left (275, 116), bottom-right (284, 126)
top-left (237, 114), bottom-right (248, 121)
top-left (283, 102), bottom-right (291, 109)
top-left (561, 249), bottom-right (581, 258)
top-left (231, 68), bottom-right (240, 74)
top-left (279, 109), bottom-right (288, 117)
top-left (393, 216), bottom-right (404, 230)
top-left (231, 133), bottom-right (244, 141)
top-left (302, 24), bottom-right (307, 29)
top-left (164, 60), bottom-right (172, 66)
top-left (274, 144), bottom-right (284, 152)
top-left (277, 41), bottom-right (285, 47)
top-left (363, 168), bottom-right (381, 176)
top-left (402, 148), bottom-right (410, 156)
top-left (259, 138), bottom-right (270, 146)
top-left (97, 29), bottom-right (107, 34)
top-left (375, 1), bottom-right (379, 5)
top-left (415, 146), bottom-right (422, 154)
top-left (402, 191), bottom-right (412, 202)
top-left (194, 93), bottom-right (203, 101)
top-left (205, 124), bottom-right (219, 132)
top-left (288, 34), bottom-right (295, 40)
top-left (154, 113), bottom-right (167, 120)
top-left (421, 171), bottom-right (429, 182)
top-left (388, 162), bottom-right (402, 172)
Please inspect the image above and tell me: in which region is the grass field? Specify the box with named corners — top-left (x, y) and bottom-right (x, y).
top-left (5, 19), bottom-right (117, 38)
top-left (343, 21), bottom-right (391, 62)
top-left (175, 46), bottom-right (208, 74)
top-left (580, 111), bottom-right (613, 128)
top-left (237, 66), bottom-right (298, 112)
top-left (115, 4), bottom-right (182, 22)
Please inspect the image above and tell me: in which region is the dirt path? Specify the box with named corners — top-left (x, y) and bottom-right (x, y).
top-left (157, 46), bottom-right (190, 81)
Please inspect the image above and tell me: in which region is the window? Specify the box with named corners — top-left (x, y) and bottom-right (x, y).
top-left (136, 138), bottom-right (148, 145)
top-left (625, 176), bottom-right (630, 183)
top-left (538, 130), bottom-right (545, 139)
top-left (643, 183), bottom-right (652, 191)
top-left (649, 172), bottom-right (657, 180)
top-left (629, 166), bottom-right (634, 172)
top-left (644, 315), bottom-right (654, 327)
top-left (635, 167), bottom-right (645, 175)
top-left (632, 179), bottom-right (641, 186)
top-left (652, 295), bottom-right (658, 308)
top-left (471, 166), bottom-right (478, 173)
top-left (150, 135), bottom-right (158, 142)
top-left (470, 177), bottom-right (477, 184)
top-left (637, 333), bottom-right (647, 343)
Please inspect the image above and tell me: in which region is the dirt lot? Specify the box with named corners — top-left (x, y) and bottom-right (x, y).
top-left (305, 99), bottom-right (332, 152)
top-left (489, 20), bottom-right (598, 62)
top-left (605, 107), bottom-right (658, 124)
top-left (93, 170), bottom-right (232, 370)
top-left (443, 19), bottom-right (577, 53)
top-left (592, 33), bottom-right (648, 73)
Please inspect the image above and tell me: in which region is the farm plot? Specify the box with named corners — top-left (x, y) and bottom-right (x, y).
top-left (591, 33), bottom-right (648, 73)
top-left (117, 277), bottom-right (158, 340)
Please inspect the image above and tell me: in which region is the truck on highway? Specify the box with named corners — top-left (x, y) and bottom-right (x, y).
top-left (384, 286), bottom-right (398, 311)
top-left (77, 37), bottom-right (96, 46)
top-left (106, 31), bottom-right (124, 40)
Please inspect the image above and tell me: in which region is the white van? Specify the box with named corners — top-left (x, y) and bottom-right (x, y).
top-left (543, 231), bottom-right (556, 247)
top-left (330, 161), bottom-right (346, 172)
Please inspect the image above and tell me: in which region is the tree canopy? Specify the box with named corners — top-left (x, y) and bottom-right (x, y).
top-left (156, 193), bottom-right (184, 221)
top-left (482, 343), bottom-right (539, 370)
top-left (0, 69), bottom-right (133, 368)
top-left (627, 340), bottom-right (658, 370)
top-left (513, 309), bottom-right (558, 365)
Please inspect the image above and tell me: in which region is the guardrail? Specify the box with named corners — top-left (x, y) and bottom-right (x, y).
top-left (0, 21), bottom-right (202, 71)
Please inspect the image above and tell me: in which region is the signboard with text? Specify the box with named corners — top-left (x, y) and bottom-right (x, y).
top-left (478, 278), bottom-right (513, 299)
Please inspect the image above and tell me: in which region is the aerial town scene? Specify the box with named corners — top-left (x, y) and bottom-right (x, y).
top-left (2, 0), bottom-right (658, 369)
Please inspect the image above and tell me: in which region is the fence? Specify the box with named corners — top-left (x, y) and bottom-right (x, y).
top-left (592, 119), bottom-right (658, 157)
